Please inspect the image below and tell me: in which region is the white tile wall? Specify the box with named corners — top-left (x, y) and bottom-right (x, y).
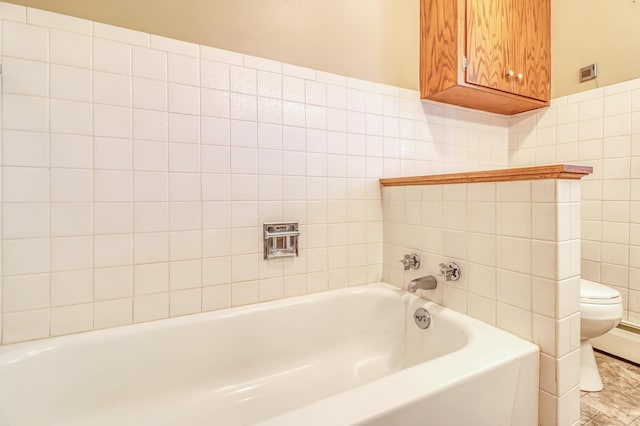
top-left (510, 77), bottom-right (640, 327)
top-left (0, 2), bottom-right (509, 345)
top-left (0, 4), bottom-right (586, 424)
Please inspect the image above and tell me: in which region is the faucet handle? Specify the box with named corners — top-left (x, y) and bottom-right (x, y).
top-left (399, 253), bottom-right (421, 270)
top-left (439, 262), bottom-right (461, 281)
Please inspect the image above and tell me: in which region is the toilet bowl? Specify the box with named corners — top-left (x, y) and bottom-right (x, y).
top-left (580, 279), bottom-right (623, 392)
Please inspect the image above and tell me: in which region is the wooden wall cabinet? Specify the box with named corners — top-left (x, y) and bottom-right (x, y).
top-left (420, 0), bottom-right (550, 115)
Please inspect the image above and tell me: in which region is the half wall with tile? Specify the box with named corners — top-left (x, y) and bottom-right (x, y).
top-left (381, 174), bottom-right (585, 426)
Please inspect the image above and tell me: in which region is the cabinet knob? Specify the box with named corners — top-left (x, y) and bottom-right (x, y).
top-left (506, 70), bottom-right (515, 78)
top-left (517, 72), bottom-right (524, 81)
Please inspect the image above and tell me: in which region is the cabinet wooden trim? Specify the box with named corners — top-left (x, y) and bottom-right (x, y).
top-left (514, 0), bottom-right (551, 100)
top-left (465, 0), bottom-right (511, 94)
top-left (420, 0), bottom-right (463, 99)
top-left (420, 0), bottom-right (551, 115)
top-left (427, 85), bottom-right (548, 115)
top-left (379, 165), bottom-right (593, 187)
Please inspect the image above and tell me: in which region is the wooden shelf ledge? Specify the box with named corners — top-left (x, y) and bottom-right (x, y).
top-left (379, 164), bottom-right (593, 187)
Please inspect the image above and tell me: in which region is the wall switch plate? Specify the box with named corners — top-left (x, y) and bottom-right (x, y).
top-left (580, 64), bottom-right (597, 82)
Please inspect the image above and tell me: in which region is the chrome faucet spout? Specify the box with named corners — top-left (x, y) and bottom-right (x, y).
top-left (407, 275), bottom-right (438, 293)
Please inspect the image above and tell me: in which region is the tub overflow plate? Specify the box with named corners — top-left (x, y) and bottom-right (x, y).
top-left (414, 307), bottom-right (431, 329)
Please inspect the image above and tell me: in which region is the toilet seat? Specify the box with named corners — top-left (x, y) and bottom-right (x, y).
top-left (580, 302), bottom-right (623, 321)
top-left (580, 279), bottom-right (623, 330)
top-left (580, 279), bottom-right (622, 305)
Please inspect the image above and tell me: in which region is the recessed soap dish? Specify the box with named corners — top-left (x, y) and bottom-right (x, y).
top-left (263, 222), bottom-right (300, 260)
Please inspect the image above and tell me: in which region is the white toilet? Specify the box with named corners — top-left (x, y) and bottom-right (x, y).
top-left (580, 279), bottom-right (623, 392)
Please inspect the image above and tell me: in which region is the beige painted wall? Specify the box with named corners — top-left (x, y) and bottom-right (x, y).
top-left (551, 0), bottom-right (640, 97)
top-left (4, 0), bottom-right (640, 97)
top-left (4, 0), bottom-right (420, 90)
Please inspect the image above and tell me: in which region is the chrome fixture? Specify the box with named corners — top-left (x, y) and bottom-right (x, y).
top-left (399, 253), bottom-right (420, 270)
top-left (414, 307), bottom-right (431, 329)
top-left (407, 275), bottom-right (437, 293)
top-left (439, 262), bottom-right (461, 281)
top-left (263, 222), bottom-right (299, 260)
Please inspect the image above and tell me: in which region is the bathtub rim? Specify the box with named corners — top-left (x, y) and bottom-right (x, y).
top-left (0, 282), bottom-right (409, 356)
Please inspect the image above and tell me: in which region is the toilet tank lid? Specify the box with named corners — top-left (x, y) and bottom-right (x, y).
top-left (581, 279), bottom-right (622, 303)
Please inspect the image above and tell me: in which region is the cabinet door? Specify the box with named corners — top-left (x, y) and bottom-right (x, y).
top-left (465, 0), bottom-right (512, 93)
top-left (512, 0), bottom-right (550, 101)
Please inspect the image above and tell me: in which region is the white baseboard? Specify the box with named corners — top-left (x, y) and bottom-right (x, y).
top-left (592, 326), bottom-right (640, 364)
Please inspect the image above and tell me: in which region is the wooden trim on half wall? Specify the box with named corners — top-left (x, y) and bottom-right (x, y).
top-left (379, 164), bottom-right (593, 187)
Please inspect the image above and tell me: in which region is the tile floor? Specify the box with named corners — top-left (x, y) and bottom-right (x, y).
top-left (581, 350), bottom-right (640, 425)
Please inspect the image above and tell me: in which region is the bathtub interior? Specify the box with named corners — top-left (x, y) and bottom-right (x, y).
top-left (0, 285), bottom-right (452, 425)
top-left (0, 284), bottom-right (518, 426)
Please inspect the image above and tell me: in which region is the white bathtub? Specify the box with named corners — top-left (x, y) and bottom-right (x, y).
top-left (0, 283), bottom-right (539, 425)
